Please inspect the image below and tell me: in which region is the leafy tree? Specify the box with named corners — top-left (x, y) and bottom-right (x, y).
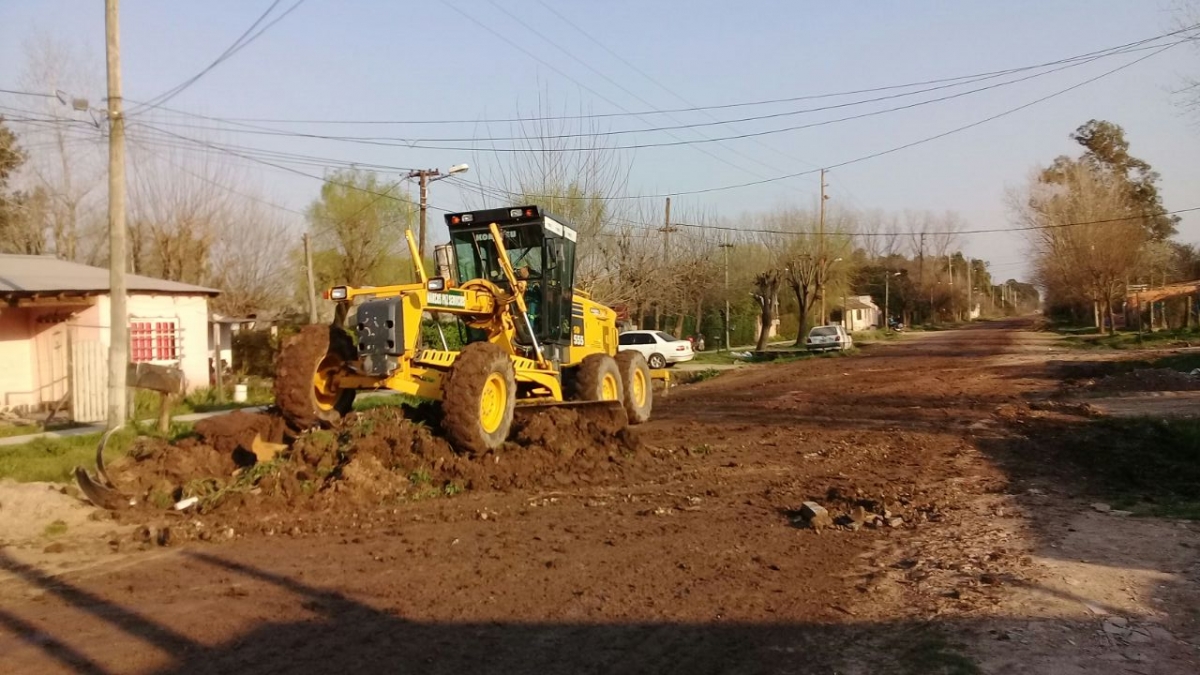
top-left (0, 118), bottom-right (48, 254)
top-left (1043, 120), bottom-right (1177, 240)
top-left (307, 169), bottom-right (416, 288)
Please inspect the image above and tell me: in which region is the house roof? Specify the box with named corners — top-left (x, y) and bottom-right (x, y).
top-left (0, 254), bottom-right (220, 297)
top-left (841, 296), bottom-right (877, 311)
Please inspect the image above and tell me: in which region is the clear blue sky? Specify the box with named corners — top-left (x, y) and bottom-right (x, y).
top-left (2, 0), bottom-right (1198, 282)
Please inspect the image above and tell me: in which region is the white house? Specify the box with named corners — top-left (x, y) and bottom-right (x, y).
top-left (840, 295), bottom-right (882, 332)
top-left (0, 254), bottom-right (219, 421)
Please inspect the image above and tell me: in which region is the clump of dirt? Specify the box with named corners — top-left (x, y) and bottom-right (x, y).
top-left (194, 410), bottom-right (288, 461)
top-left (111, 436), bottom-right (239, 509)
top-left (272, 325), bottom-right (342, 430)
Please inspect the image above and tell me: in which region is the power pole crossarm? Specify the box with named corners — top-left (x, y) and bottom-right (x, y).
top-left (105, 0), bottom-right (129, 429)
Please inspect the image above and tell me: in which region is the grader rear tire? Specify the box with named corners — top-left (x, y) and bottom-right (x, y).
top-left (274, 324), bottom-right (357, 430)
top-left (614, 351), bottom-right (652, 424)
top-left (441, 342), bottom-right (517, 454)
top-left (574, 354), bottom-right (624, 403)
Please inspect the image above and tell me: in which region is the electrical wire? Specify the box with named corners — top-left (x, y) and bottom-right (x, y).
top-left (125, 22), bottom-right (1200, 126)
top-left (120, 39), bottom-right (1181, 149)
top-left (128, 0), bottom-right (308, 115)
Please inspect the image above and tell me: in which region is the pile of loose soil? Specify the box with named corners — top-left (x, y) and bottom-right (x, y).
top-left (101, 403), bottom-right (659, 529)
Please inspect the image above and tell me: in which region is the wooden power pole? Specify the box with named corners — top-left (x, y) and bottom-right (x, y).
top-left (303, 232), bottom-right (318, 323)
top-left (720, 240), bottom-right (734, 351)
top-left (656, 197), bottom-right (676, 331)
top-left (818, 168), bottom-right (828, 323)
top-left (105, 0), bottom-right (129, 429)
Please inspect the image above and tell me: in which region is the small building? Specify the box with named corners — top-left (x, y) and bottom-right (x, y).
top-left (210, 313), bottom-right (278, 373)
top-left (0, 254), bottom-right (219, 421)
top-left (839, 295), bottom-right (882, 332)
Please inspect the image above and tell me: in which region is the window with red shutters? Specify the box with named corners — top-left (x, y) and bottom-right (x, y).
top-left (129, 320), bottom-right (181, 362)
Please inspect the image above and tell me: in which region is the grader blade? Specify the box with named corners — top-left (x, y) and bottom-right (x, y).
top-left (249, 433), bottom-right (289, 463)
top-left (514, 400), bottom-right (629, 432)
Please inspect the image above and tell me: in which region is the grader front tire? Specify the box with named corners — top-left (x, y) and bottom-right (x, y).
top-left (274, 324), bottom-right (357, 430)
top-left (441, 342), bottom-right (517, 454)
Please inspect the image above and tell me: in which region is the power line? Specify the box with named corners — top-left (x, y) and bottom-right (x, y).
top-left (121, 39), bottom-right (1181, 150)
top-left (126, 41), bottom-right (1173, 208)
top-left (123, 22), bottom-right (1200, 127)
top-left (125, 135), bottom-right (307, 216)
top-left (486, 0), bottom-right (808, 186)
top-left (659, 207), bottom-right (1200, 239)
top-left (451, 1), bottom-right (812, 193)
top-left (128, 0), bottom-right (307, 115)
top-left (0, 88), bottom-right (58, 99)
top-left (134, 122), bottom-right (460, 216)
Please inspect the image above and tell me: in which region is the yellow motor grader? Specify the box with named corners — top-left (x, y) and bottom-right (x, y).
top-left (274, 205), bottom-right (654, 453)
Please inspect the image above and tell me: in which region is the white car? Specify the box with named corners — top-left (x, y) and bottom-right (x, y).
top-left (618, 330), bottom-right (695, 369)
top-left (806, 324), bottom-right (853, 352)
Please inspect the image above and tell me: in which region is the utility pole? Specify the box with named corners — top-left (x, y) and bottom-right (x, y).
top-left (720, 240), bottom-right (734, 351)
top-left (105, 0), bottom-right (129, 429)
top-left (918, 232), bottom-right (926, 322)
top-left (657, 197), bottom-right (676, 331)
top-left (408, 169), bottom-right (438, 259)
top-left (407, 164), bottom-right (469, 259)
top-left (966, 257), bottom-right (973, 321)
top-left (946, 254), bottom-right (954, 320)
top-left (303, 232), bottom-right (318, 324)
top-left (818, 168), bottom-right (828, 323)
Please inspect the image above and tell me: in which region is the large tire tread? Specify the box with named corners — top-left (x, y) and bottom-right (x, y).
top-left (441, 342), bottom-right (517, 454)
top-left (274, 325), bottom-right (356, 430)
top-left (574, 354), bottom-right (624, 402)
top-left (614, 351), bottom-right (653, 424)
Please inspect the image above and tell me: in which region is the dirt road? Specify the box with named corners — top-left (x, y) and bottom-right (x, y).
top-left (2, 321), bottom-right (1197, 674)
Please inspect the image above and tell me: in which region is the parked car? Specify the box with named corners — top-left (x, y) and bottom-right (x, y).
top-left (806, 324), bottom-right (853, 352)
top-left (618, 330), bottom-right (695, 368)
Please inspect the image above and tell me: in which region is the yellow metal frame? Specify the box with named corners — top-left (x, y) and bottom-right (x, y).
top-left (324, 223), bottom-right (626, 407)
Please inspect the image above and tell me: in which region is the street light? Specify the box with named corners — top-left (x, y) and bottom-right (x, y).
top-left (408, 164), bottom-right (470, 257)
top-left (884, 271), bottom-right (902, 331)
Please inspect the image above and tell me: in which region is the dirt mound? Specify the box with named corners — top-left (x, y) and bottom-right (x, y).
top-left (98, 402), bottom-right (658, 529)
top-left (1082, 367), bottom-right (1200, 394)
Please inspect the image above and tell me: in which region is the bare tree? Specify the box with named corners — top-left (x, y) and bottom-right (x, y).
top-left (17, 32), bottom-right (106, 262)
top-left (1014, 162), bottom-right (1143, 331)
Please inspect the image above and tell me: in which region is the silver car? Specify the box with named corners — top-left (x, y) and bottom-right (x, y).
top-left (806, 325), bottom-right (853, 352)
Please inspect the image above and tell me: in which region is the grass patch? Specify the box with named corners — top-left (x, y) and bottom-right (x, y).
top-left (0, 422), bottom-right (194, 483)
top-left (1065, 417), bottom-right (1200, 519)
top-left (353, 392), bottom-right (430, 412)
top-left (1059, 327), bottom-right (1200, 351)
top-left (131, 380), bottom-right (274, 420)
top-left (0, 422), bottom-right (88, 439)
top-left (850, 329), bottom-right (899, 343)
top-left (0, 424), bottom-right (41, 439)
top-left (43, 519), bottom-right (68, 537)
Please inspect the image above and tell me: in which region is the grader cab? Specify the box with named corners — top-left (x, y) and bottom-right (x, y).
top-left (273, 206), bottom-right (653, 453)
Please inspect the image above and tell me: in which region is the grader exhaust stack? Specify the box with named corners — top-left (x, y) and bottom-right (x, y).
top-left (274, 206), bottom-right (653, 454)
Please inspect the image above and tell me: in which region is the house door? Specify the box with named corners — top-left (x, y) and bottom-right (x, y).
top-left (34, 321), bottom-right (70, 407)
